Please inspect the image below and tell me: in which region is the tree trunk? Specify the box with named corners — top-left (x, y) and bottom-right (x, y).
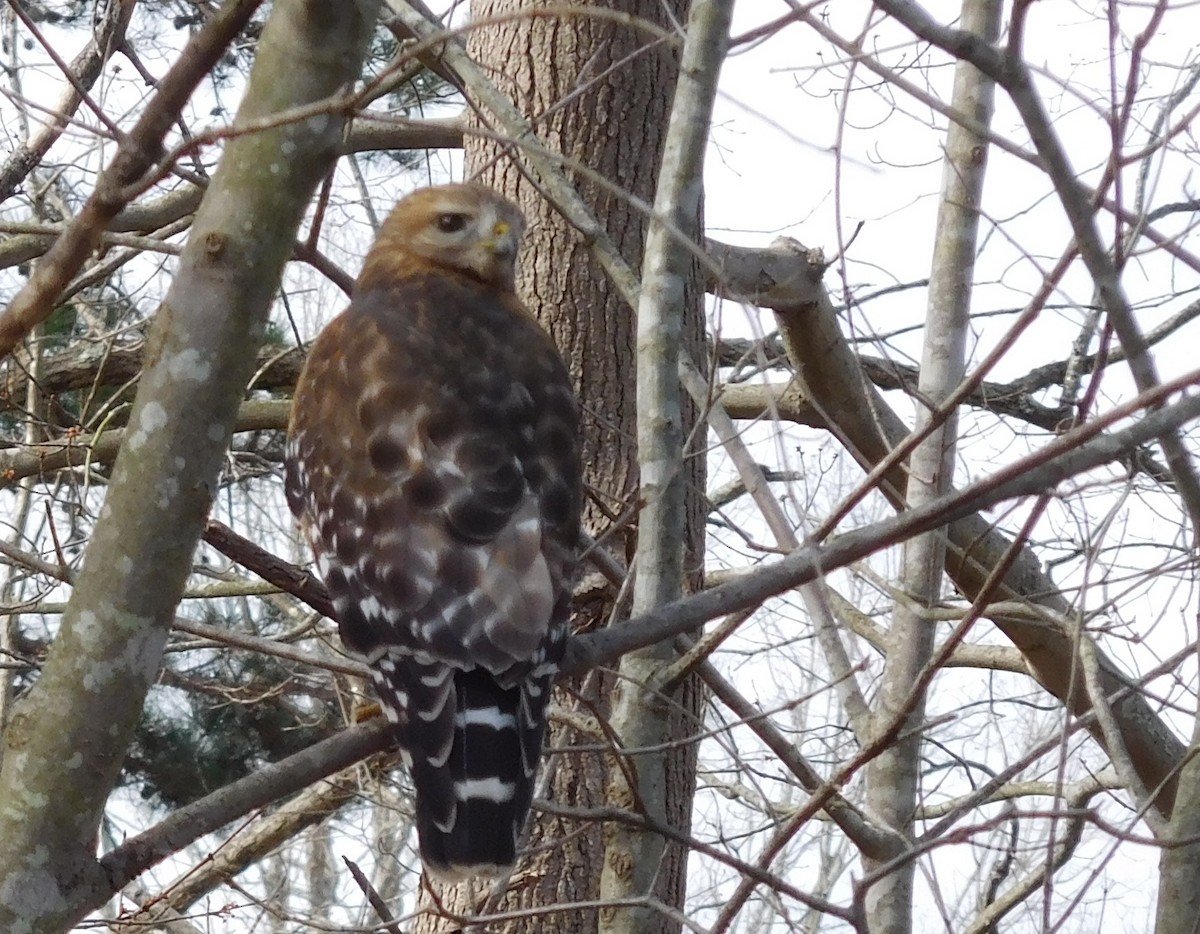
top-left (860, 2), bottom-right (1000, 930)
top-left (413, 2), bottom-right (705, 931)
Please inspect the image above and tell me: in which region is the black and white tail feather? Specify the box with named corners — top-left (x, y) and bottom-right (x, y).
top-left (370, 647), bottom-right (560, 878)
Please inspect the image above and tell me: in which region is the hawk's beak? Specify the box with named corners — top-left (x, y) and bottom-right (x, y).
top-left (489, 222), bottom-right (519, 260)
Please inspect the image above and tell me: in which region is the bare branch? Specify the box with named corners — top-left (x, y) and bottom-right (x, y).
top-left (873, 0), bottom-right (1200, 540)
top-left (0, 0), bottom-right (136, 202)
top-left (0, 0), bottom-right (267, 361)
top-left (568, 378), bottom-right (1200, 674)
top-left (100, 720), bottom-right (393, 894)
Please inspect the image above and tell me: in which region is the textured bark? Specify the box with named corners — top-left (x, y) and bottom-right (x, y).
top-left (412, 2), bottom-right (705, 931)
top-left (1155, 765), bottom-right (1200, 933)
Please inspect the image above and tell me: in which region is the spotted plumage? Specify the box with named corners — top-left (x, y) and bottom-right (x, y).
top-left (285, 183), bottom-right (581, 878)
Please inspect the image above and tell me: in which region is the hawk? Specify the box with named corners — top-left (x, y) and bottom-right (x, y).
top-left (284, 183), bottom-right (581, 878)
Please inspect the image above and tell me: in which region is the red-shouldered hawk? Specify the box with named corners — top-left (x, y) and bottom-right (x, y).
top-left (284, 183), bottom-right (581, 879)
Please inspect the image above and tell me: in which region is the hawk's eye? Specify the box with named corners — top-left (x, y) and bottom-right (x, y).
top-left (436, 213), bottom-right (468, 233)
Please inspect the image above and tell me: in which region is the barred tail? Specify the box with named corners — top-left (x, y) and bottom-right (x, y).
top-left (374, 659), bottom-right (554, 879)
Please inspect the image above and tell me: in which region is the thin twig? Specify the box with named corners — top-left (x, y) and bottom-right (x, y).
top-left (343, 857), bottom-right (405, 934)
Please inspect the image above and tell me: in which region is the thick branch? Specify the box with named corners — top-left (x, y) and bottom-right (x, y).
top-left (203, 386), bottom-right (1200, 690)
top-left (864, 3), bottom-right (1001, 926)
top-left (100, 720), bottom-right (393, 894)
top-left (599, 3), bottom-right (732, 926)
top-left (0, 116), bottom-right (462, 274)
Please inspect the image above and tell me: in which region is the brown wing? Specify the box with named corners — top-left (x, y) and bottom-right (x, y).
top-left (284, 269), bottom-right (580, 875)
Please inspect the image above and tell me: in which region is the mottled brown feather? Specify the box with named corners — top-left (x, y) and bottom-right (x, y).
top-left (284, 183), bottom-right (581, 879)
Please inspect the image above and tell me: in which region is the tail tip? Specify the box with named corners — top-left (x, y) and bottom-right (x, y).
top-left (421, 854), bottom-right (515, 883)
top-left (416, 811), bottom-right (521, 883)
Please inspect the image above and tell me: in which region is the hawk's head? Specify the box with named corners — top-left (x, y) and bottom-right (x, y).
top-left (362, 183), bottom-right (526, 292)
